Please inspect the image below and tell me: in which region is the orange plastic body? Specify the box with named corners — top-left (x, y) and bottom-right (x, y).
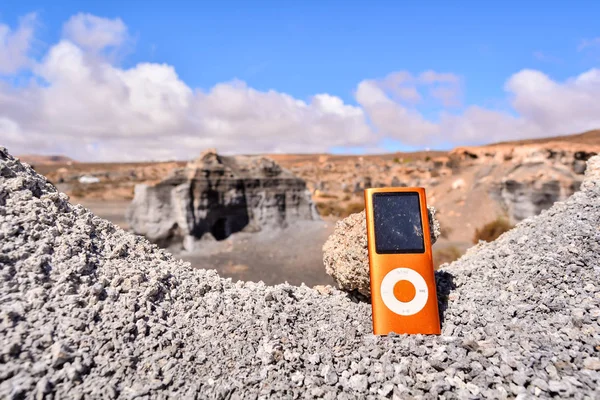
top-left (364, 187), bottom-right (441, 335)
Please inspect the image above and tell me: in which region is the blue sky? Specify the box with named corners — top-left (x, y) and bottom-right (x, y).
top-left (1, 1), bottom-right (599, 160)
top-left (4, 0), bottom-right (595, 103)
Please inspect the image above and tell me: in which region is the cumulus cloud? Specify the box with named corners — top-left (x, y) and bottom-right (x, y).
top-left (0, 13), bottom-right (37, 74)
top-left (355, 67), bottom-right (600, 147)
top-left (368, 70), bottom-right (462, 106)
top-left (355, 80), bottom-right (439, 146)
top-left (0, 17), bottom-right (374, 161)
top-left (62, 13), bottom-right (128, 51)
top-left (1, 12), bottom-right (600, 161)
top-left (506, 69), bottom-right (600, 136)
top-left (354, 71), bottom-right (464, 145)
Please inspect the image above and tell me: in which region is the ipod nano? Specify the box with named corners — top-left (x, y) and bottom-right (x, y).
top-left (364, 187), bottom-right (441, 335)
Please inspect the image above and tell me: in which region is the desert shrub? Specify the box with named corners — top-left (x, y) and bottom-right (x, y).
top-left (472, 217), bottom-right (514, 244)
top-left (393, 157), bottom-right (401, 163)
top-left (316, 201), bottom-right (364, 218)
top-left (344, 202), bottom-right (364, 216)
top-left (319, 192), bottom-right (338, 199)
top-left (433, 246), bottom-right (463, 269)
top-left (316, 202), bottom-right (344, 217)
top-left (342, 194), bottom-right (351, 201)
top-left (425, 156), bottom-right (431, 162)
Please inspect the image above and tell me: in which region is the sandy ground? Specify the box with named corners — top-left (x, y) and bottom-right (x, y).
top-left (173, 220), bottom-right (338, 287)
top-left (75, 199), bottom-right (338, 287)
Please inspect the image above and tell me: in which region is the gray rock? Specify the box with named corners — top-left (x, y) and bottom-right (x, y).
top-left (487, 155), bottom-right (587, 224)
top-left (391, 176), bottom-right (407, 187)
top-left (583, 357), bottom-right (600, 371)
top-left (51, 342), bottom-right (74, 368)
top-left (573, 159), bottom-right (587, 175)
top-left (126, 149), bottom-right (320, 248)
top-left (348, 374), bottom-right (368, 392)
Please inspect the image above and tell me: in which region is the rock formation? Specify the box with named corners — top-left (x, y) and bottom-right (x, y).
top-left (126, 149), bottom-right (320, 250)
top-left (322, 207), bottom-right (441, 296)
top-left (274, 133), bottom-right (600, 242)
top-left (451, 145), bottom-right (597, 224)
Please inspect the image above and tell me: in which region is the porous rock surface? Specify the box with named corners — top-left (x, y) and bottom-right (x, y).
top-left (1, 147), bottom-right (600, 399)
top-left (126, 149), bottom-right (320, 250)
top-left (322, 207), bottom-right (440, 296)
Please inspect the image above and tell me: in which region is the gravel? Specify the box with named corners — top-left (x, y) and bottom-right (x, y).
top-left (1, 147), bottom-right (599, 399)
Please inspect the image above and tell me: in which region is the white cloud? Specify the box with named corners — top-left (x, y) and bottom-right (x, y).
top-left (62, 13), bottom-right (128, 51)
top-left (355, 80), bottom-right (439, 146)
top-left (363, 70), bottom-right (463, 108)
top-left (505, 69), bottom-right (600, 135)
top-left (439, 107), bottom-right (533, 144)
top-left (191, 83), bottom-right (373, 155)
top-left (354, 71), bottom-right (463, 145)
top-left (0, 13), bottom-right (37, 74)
top-left (355, 67), bottom-right (600, 147)
top-left (1, 21), bottom-right (374, 161)
top-left (430, 87), bottom-right (461, 107)
top-left (2, 12), bottom-right (600, 161)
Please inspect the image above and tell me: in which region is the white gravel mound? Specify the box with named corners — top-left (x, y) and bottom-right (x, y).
top-left (1, 147), bottom-right (599, 399)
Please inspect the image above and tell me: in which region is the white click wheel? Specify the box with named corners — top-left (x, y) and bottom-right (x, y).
top-left (380, 268), bottom-right (429, 316)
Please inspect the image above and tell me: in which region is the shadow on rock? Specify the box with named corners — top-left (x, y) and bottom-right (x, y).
top-left (344, 289), bottom-right (372, 304)
top-left (435, 270), bottom-right (456, 327)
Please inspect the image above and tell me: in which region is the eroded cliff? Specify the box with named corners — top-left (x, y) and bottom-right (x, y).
top-left (126, 150), bottom-right (320, 249)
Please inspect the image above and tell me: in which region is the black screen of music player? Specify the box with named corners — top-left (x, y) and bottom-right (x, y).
top-left (373, 192), bottom-right (425, 254)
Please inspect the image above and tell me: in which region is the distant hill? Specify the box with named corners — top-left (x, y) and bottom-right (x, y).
top-left (17, 154), bottom-right (77, 166)
top-left (15, 128), bottom-right (600, 167)
top-left (490, 129), bottom-right (600, 147)
top-left (266, 150), bottom-right (446, 164)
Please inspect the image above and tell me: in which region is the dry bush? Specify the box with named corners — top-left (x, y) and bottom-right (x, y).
top-left (342, 194), bottom-right (351, 201)
top-left (344, 202), bottom-right (364, 216)
top-left (319, 192), bottom-right (338, 199)
top-left (472, 217), bottom-right (514, 244)
top-left (316, 202), bottom-right (344, 217)
top-left (433, 246), bottom-right (463, 269)
top-left (316, 201), bottom-right (364, 218)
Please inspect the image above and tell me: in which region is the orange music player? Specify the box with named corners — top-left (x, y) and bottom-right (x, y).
top-left (364, 187), bottom-right (441, 335)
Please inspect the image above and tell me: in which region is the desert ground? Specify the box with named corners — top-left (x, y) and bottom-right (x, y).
top-left (20, 129), bottom-right (600, 286)
top-left (71, 188), bottom-right (338, 287)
